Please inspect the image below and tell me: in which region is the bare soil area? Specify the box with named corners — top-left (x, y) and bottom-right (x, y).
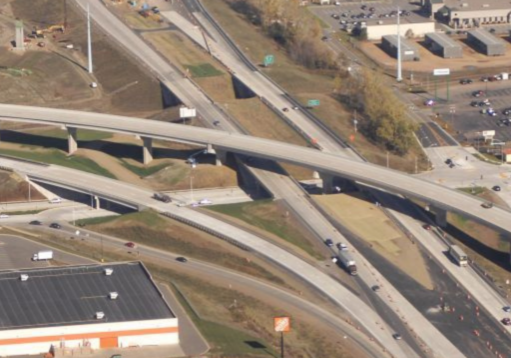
top-left (0, 170), bottom-right (45, 202)
top-left (315, 192), bottom-right (434, 290)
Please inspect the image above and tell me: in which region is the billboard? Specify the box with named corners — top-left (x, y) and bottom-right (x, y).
top-left (433, 68), bottom-right (450, 76)
top-left (274, 317), bottom-right (291, 332)
top-left (179, 107), bottom-right (197, 119)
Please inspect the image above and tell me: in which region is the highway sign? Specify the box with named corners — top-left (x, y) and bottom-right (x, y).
top-left (308, 99), bottom-right (320, 107)
top-left (263, 54), bottom-right (274, 67)
top-left (179, 107), bottom-right (197, 118)
top-left (433, 68), bottom-right (450, 76)
top-left (274, 317), bottom-right (291, 332)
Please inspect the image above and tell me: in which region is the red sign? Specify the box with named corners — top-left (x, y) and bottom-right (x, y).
top-left (274, 317), bottom-right (291, 332)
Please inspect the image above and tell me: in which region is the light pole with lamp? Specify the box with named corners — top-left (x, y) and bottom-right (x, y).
top-left (189, 162), bottom-right (196, 203)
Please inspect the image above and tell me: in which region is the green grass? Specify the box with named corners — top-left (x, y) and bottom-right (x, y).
top-left (458, 186), bottom-right (486, 196)
top-left (172, 284), bottom-right (274, 356)
top-left (185, 63), bottom-right (223, 77)
top-left (4, 209), bottom-right (45, 215)
top-left (0, 149), bottom-right (116, 179)
top-left (206, 200), bottom-right (322, 259)
top-left (120, 159), bottom-right (170, 177)
top-left (34, 128), bottom-right (112, 141)
top-left (75, 215), bottom-right (120, 226)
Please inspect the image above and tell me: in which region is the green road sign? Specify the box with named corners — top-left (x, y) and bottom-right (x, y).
top-left (308, 99), bottom-right (320, 107)
top-left (264, 54), bottom-right (274, 67)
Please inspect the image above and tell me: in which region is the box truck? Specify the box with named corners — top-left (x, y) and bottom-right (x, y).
top-left (32, 250), bottom-right (53, 261)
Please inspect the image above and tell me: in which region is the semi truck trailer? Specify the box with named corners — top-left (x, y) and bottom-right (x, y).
top-left (32, 250), bottom-right (53, 261)
top-left (338, 250), bottom-right (357, 275)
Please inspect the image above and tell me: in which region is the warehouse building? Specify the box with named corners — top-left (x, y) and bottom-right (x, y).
top-left (467, 28), bottom-right (506, 56)
top-left (0, 262), bottom-right (178, 356)
top-left (363, 16), bottom-right (435, 40)
top-left (424, 32), bottom-right (463, 58)
top-left (382, 35), bottom-right (420, 61)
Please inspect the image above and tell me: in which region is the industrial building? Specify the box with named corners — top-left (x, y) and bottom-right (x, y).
top-left (424, 32), bottom-right (463, 58)
top-left (422, 0), bottom-right (511, 29)
top-left (363, 16), bottom-right (435, 41)
top-left (467, 28), bottom-right (506, 56)
top-left (0, 262), bottom-right (178, 356)
top-left (381, 35), bottom-right (420, 61)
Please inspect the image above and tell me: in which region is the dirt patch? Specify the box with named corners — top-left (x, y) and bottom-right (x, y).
top-left (315, 192), bottom-right (434, 290)
top-left (0, 170), bottom-right (45, 202)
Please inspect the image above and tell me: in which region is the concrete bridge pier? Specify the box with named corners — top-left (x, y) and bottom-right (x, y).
top-left (312, 171), bottom-right (320, 180)
top-left (93, 195), bottom-right (100, 209)
top-left (67, 127), bottom-right (77, 155)
top-left (320, 172), bottom-right (335, 194)
top-left (433, 206), bottom-right (448, 228)
top-left (206, 144), bottom-right (226, 166)
top-left (142, 137), bottom-right (153, 165)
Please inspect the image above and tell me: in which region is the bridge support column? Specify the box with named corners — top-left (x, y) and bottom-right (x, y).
top-left (434, 206), bottom-right (448, 228)
top-left (312, 171), bottom-right (320, 180)
top-left (142, 137), bottom-right (153, 165)
top-left (320, 172), bottom-right (335, 194)
top-left (215, 149), bottom-right (227, 166)
top-left (67, 127), bottom-right (77, 155)
top-left (93, 195), bottom-right (100, 210)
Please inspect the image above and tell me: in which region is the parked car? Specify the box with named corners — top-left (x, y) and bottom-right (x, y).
top-left (502, 318), bottom-right (511, 326)
top-left (460, 78), bottom-right (473, 85)
top-left (481, 76), bottom-right (490, 82)
top-left (493, 186), bottom-right (501, 192)
top-left (423, 224), bottom-right (432, 230)
top-left (472, 90), bottom-right (483, 97)
top-left (424, 99), bottom-right (436, 106)
top-left (470, 101), bottom-right (480, 107)
top-left (282, 107), bottom-right (289, 112)
top-left (503, 108), bottom-right (511, 115)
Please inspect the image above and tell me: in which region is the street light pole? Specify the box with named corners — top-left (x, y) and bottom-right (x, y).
top-left (190, 163), bottom-right (196, 202)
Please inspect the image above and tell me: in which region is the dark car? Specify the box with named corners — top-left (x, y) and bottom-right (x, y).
top-left (176, 257), bottom-right (188, 263)
top-left (372, 285), bottom-right (381, 292)
top-left (361, 4), bottom-right (367, 10)
top-left (493, 186), bottom-right (501, 192)
top-left (470, 101), bottom-right (480, 107)
top-left (460, 78), bottom-right (473, 85)
top-left (481, 76), bottom-right (490, 82)
top-left (125, 242), bottom-right (136, 248)
top-left (445, 158), bottom-right (452, 165)
top-left (502, 318), bottom-right (511, 326)
top-left (503, 109), bottom-right (511, 115)
top-left (29, 220), bottom-right (42, 225)
top-left (423, 224), bottom-right (432, 230)
top-left (49, 223), bottom-right (61, 229)
top-left (392, 333), bottom-right (403, 340)
top-left (482, 202), bottom-right (494, 209)
top-left (449, 163), bottom-right (455, 168)
top-left (325, 238), bottom-right (334, 247)
top-left (472, 90), bottom-right (483, 97)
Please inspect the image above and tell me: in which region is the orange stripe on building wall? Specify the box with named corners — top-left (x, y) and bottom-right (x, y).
top-left (0, 326), bottom-right (178, 345)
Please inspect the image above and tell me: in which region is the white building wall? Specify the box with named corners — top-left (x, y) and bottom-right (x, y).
top-left (0, 318), bottom-right (178, 356)
top-left (367, 22), bottom-right (435, 40)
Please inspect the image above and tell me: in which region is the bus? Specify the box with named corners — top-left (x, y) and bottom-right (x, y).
top-left (449, 245), bottom-right (468, 267)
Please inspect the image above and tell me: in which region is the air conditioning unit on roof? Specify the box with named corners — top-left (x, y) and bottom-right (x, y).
top-left (96, 312), bottom-right (105, 319)
top-left (104, 268), bottom-right (113, 276)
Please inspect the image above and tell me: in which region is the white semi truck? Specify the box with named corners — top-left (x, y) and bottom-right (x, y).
top-left (32, 250), bottom-right (53, 261)
top-left (338, 249), bottom-right (358, 275)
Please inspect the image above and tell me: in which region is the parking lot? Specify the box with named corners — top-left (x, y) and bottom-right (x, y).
top-left (309, 1), bottom-right (423, 33)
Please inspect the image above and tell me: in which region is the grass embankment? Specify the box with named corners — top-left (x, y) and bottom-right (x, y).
top-left (206, 200), bottom-right (322, 259)
top-left (75, 210), bottom-right (285, 284)
top-left (119, 159), bottom-right (170, 177)
top-left (0, 149), bottom-right (116, 179)
top-left (202, 0), bottom-right (428, 173)
top-left (31, 128), bottom-right (113, 141)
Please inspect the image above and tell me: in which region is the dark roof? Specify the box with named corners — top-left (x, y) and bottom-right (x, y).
top-left (0, 262), bottom-right (174, 330)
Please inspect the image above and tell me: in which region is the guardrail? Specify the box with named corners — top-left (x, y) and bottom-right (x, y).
top-left (0, 154), bottom-right (50, 167)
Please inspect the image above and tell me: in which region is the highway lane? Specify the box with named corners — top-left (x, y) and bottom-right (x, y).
top-left (2, 157), bottom-right (421, 358)
top-left (1, 104), bottom-right (511, 235)
top-left (29, 222), bottom-right (386, 358)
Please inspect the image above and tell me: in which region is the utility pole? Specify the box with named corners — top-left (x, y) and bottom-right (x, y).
top-left (396, 7), bottom-right (402, 82)
top-left (87, 3), bottom-right (93, 74)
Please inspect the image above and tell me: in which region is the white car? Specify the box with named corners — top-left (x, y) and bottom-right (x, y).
top-left (0, 214), bottom-right (9, 219)
top-left (49, 197), bottom-right (62, 204)
top-left (198, 198), bottom-right (212, 205)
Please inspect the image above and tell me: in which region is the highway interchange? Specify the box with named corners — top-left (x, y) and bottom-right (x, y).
top-left (2, 0), bottom-right (511, 357)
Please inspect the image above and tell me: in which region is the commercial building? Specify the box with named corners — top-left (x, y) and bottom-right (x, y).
top-left (424, 32), bottom-right (463, 58)
top-left (362, 15), bottom-right (435, 40)
top-left (467, 28), bottom-right (506, 56)
top-left (381, 35), bottom-right (420, 61)
top-left (422, 0), bottom-right (511, 29)
top-left (0, 262), bottom-right (178, 356)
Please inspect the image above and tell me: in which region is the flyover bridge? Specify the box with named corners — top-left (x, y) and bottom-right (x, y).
top-left (0, 104), bottom-right (510, 239)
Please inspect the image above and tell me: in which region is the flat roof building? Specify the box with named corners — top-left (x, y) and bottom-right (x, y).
top-left (467, 28), bottom-right (506, 56)
top-left (425, 32), bottom-right (463, 58)
top-left (423, 0), bottom-right (511, 29)
top-left (363, 15), bottom-right (435, 41)
top-left (0, 262), bottom-right (178, 356)
top-left (381, 35), bottom-right (420, 61)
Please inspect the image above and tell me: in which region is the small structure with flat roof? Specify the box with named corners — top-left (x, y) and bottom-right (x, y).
top-left (425, 32), bottom-right (463, 58)
top-left (381, 34), bottom-right (420, 61)
top-left (467, 28), bottom-right (506, 56)
top-left (0, 262), bottom-right (178, 356)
